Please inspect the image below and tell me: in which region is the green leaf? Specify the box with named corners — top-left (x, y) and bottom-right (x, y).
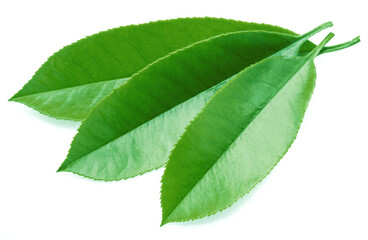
top-left (160, 33), bottom-right (336, 225)
top-left (58, 23), bottom-right (334, 180)
top-left (9, 17), bottom-right (303, 121)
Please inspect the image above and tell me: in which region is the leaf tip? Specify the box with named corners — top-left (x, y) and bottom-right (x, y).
top-left (160, 218), bottom-right (169, 227)
top-left (9, 89), bottom-right (23, 102)
top-left (8, 95), bottom-right (16, 102)
top-left (160, 207), bottom-right (172, 226)
top-left (56, 163), bottom-right (67, 173)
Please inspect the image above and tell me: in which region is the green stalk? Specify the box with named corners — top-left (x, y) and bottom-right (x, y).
top-left (321, 36), bottom-right (360, 54)
top-left (311, 32), bottom-right (335, 58)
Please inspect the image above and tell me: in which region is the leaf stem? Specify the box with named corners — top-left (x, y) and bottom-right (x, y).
top-left (273, 22), bottom-right (333, 58)
top-left (300, 21), bottom-right (333, 39)
top-left (310, 32), bottom-right (335, 58)
top-left (320, 36), bottom-right (360, 54)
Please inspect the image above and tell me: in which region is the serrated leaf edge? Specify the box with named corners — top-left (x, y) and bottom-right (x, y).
top-left (159, 34), bottom-right (334, 225)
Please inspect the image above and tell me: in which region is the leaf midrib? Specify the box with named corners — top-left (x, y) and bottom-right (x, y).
top-left (11, 77), bottom-right (129, 101)
top-left (62, 78), bottom-right (232, 171)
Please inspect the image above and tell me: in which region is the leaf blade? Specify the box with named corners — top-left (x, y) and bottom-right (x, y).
top-left (58, 27), bottom-right (325, 180)
top-left (58, 77), bottom-right (233, 179)
top-left (10, 17), bottom-right (302, 120)
top-left (160, 34), bottom-right (334, 225)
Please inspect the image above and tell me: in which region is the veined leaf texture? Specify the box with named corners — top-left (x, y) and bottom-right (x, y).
top-left (58, 23), bottom-right (334, 180)
top-left (10, 18), bottom-right (360, 225)
top-left (10, 17), bottom-right (308, 120)
top-left (160, 33), bottom-right (333, 225)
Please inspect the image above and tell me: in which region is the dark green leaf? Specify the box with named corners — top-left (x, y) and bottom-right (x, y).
top-left (58, 23), bottom-right (333, 180)
top-left (10, 17), bottom-right (302, 120)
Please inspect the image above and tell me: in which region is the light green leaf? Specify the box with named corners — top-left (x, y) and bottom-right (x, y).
top-left (160, 33), bottom-right (336, 225)
top-left (58, 23), bottom-right (334, 180)
top-left (10, 17), bottom-right (303, 120)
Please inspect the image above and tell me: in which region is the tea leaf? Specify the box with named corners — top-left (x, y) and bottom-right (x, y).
top-left (58, 23), bottom-right (332, 180)
top-left (160, 34), bottom-right (335, 225)
top-left (10, 17), bottom-right (302, 120)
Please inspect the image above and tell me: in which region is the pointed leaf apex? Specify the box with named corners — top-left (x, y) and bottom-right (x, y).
top-left (57, 163), bottom-right (67, 172)
top-left (8, 94), bottom-right (17, 102)
top-left (160, 217), bottom-right (169, 227)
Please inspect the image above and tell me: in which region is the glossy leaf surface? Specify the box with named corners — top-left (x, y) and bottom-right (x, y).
top-left (160, 34), bottom-right (334, 225)
top-left (58, 24), bottom-right (331, 180)
top-left (10, 17), bottom-right (301, 120)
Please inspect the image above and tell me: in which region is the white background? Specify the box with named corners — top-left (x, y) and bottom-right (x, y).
top-left (0, 0), bottom-right (367, 239)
